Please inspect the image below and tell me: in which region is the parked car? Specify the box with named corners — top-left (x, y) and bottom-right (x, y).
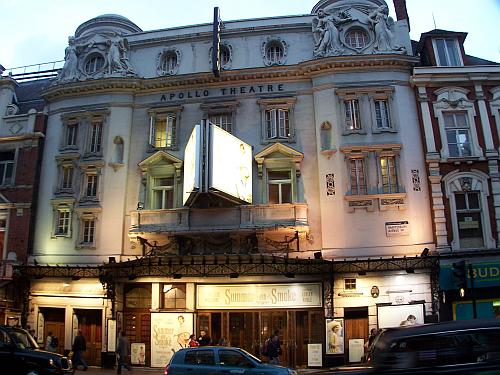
top-left (0, 325), bottom-right (73, 375)
top-left (164, 346), bottom-right (297, 375)
top-left (331, 318), bottom-right (500, 374)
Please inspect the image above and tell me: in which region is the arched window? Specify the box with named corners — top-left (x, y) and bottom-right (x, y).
top-left (444, 171), bottom-right (495, 250)
top-left (84, 54), bottom-right (105, 74)
top-left (161, 52), bottom-right (177, 72)
top-left (262, 37), bottom-right (287, 66)
top-left (345, 29), bottom-right (369, 49)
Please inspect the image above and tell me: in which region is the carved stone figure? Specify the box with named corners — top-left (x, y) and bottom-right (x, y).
top-left (57, 37), bottom-right (79, 82)
top-left (312, 9), bottom-right (352, 58)
top-left (368, 5), bottom-right (405, 53)
top-left (106, 33), bottom-right (135, 75)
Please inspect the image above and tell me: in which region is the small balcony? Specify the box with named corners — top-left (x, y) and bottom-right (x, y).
top-left (129, 203), bottom-right (308, 235)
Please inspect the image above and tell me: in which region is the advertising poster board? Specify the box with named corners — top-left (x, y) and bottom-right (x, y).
top-left (131, 342), bottom-right (146, 365)
top-left (325, 318), bottom-right (344, 354)
top-left (377, 303), bottom-right (425, 328)
top-left (307, 344), bottom-right (322, 367)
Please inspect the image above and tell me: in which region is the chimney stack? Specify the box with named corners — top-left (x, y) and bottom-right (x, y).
top-left (393, 0), bottom-right (410, 31)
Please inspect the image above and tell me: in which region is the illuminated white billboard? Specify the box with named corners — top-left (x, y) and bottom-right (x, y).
top-left (208, 124), bottom-right (252, 204)
top-left (182, 125), bottom-right (201, 205)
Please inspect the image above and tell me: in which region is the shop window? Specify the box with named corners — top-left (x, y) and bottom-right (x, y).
top-left (258, 98), bottom-right (296, 143)
top-left (0, 151), bottom-right (15, 186)
top-left (432, 38), bottom-right (463, 66)
top-left (125, 286), bottom-right (152, 309)
top-left (163, 284), bottom-right (186, 309)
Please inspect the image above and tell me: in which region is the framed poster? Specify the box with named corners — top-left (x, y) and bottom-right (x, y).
top-left (307, 344), bottom-right (323, 367)
top-left (325, 318), bottom-right (344, 354)
top-left (131, 343), bottom-right (146, 365)
top-left (377, 303), bottom-right (425, 328)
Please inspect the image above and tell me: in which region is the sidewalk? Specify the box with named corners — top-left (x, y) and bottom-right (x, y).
top-left (77, 366), bottom-right (329, 374)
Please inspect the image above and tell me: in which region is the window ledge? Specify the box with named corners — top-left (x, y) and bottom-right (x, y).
top-left (344, 193), bottom-right (406, 212)
top-left (76, 244), bottom-right (96, 250)
top-left (108, 162), bottom-right (125, 171)
top-left (443, 156), bottom-right (482, 164)
top-left (320, 149), bottom-right (337, 159)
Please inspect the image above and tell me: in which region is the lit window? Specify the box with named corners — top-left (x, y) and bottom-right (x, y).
top-left (84, 54), bottom-right (105, 74)
top-left (345, 29), bottom-right (369, 49)
top-left (349, 158), bottom-right (366, 195)
top-left (345, 278), bottom-right (356, 290)
top-left (150, 113), bottom-right (177, 149)
top-left (89, 120), bottom-right (103, 153)
top-left (455, 191), bottom-right (484, 248)
top-left (152, 177), bottom-right (174, 209)
top-left (0, 151), bottom-right (14, 186)
top-left (209, 113), bottom-right (232, 133)
top-left (266, 109), bottom-right (289, 139)
top-left (380, 156), bottom-right (398, 193)
top-left (444, 112), bottom-right (471, 157)
top-left (433, 38), bottom-right (462, 66)
top-left (345, 99), bottom-right (361, 130)
top-left (163, 284), bottom-right (186, 309)
top-left (375, 100), bottom-right (391, 129)
top-left (268, 170), bottom-right (292, 204)
top-left (56, 209), bottom-right (70, 236)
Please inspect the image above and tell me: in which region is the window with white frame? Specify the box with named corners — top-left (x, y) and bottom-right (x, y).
top-left (152, 177), bottom-right (174, 209)
top-left (81, 217), bottom-right (96, 245)
top-left (84, 53), bottom-right (105, 74)
top-left (379, 155), bottom-right (398, 193)
top-left (61, 165), bottom-right (74, 190)
top-left (375, 99), bottom-right (391, 129)
top-left (55, 207), bottom-right (71, 236)
top-left (88, 119), bottom-right (103, 154)
top-left (344, 99), bottom-right (362, 131)
top-left (344, 278), bottom-right (356, 290)
top-left (433, 38), bottom-right (462, 66)
top-left (444, 112), bottom-right (471, 157)
top-left (267, 170), bottom-right (292, 204)
top-left (149, 108), bottom-right (181, 150)
top-left (0, 151), bottom-right (15, 186)
top-left (349, 158), bottom-right (366, 195)
top-left (258, 98), bottom-right (296, 143)
top-left (345, 29), bottom-right (369, 49)
top-left (209, 113), bottom-right (232, 133)
top-left (83, 170), bottom-right (99, 199)
top-left (65, 121), bottom-right (78, 147)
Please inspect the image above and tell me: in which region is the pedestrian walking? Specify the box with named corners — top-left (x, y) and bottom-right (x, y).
top-left (72, 330), bottom-right (88, 371)
top-left (117, 330), bottom-right (131, 373)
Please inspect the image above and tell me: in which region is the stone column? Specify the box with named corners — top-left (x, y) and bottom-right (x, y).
top-left (428, 162), bottom-right (449, 250)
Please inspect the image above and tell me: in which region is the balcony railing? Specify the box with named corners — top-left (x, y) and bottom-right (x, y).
top-left (130, 204), bottom-right (308, 234)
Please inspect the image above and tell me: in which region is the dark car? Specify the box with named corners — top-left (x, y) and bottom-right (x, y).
top-left (0, 325), bottom-right (73, 375)
top-left (164, 346), bottom-right (297, 375)
top-left (331, 318), bottom-right (500, 374)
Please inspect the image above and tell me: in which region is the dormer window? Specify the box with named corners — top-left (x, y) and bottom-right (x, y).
top-left (432, 38), bottom-right (463, 66)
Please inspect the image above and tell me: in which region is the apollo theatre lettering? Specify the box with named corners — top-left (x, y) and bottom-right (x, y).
top-left (161, 83), bottom-right (285, 101)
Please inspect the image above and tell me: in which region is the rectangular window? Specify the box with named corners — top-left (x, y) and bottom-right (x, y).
top-left (66, 122), bottom-right (78, 147)
top-left (345, 99), bottom-right (361, 130)
top-left (266, 109), bottom-right (289, 139)
top-left (434, 38), bottom-right (462, 66)
top-left (151, 114), bottom-right (176, 148)
top-left (380, 156), bottom-right (398, 193)
top-left (344, 278), bottom-right (356, 290)
top-left (152, 177), bottom-right (174, 209)
top-left (0, 151), bottom-right (14, 186)
top-left (209, 113), bottom-right (232, 133)
top-left (444, 112), bottom-right (471, 157)
top-left (375, 100), bottom-right (391, 129)
top-left (82, 218), bottom-right (95, 244)
top-left (61, 166), bottom-right (74, 189)
top-left (455, 191), bottom-right (484, 248)
top-left (56, 209), bottom-right (70, 236)
top-left (349, 159), bottom-right (366, 195)
top-left (89, 120), bottom-right (102, 153)
top-left (85, 174), bottom-right (99, 197)
top-left (163, 284), bottom-right (186, 309)
top-left (268, 170), bottom-right (291, 204)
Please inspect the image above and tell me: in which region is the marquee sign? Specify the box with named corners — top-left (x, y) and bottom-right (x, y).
top-left (196, 283), bottom-right (322, 309)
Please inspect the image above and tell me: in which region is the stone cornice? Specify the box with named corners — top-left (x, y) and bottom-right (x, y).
top-left (43, 54), bottom-right (418, 102)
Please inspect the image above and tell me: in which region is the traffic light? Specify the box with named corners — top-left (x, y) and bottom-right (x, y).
top-left (452, 260), bottom-right (467, 290)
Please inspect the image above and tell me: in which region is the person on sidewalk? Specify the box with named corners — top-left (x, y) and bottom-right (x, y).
top-left (72, 330), bottom-right (88, 371)
top-left (116, 330), bottom-right (131, 373)
top-left (267, 331), bottom-right (281, 365)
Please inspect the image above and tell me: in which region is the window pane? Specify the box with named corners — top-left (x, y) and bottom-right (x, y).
top-left (435, 39), bottom-right (449, 66)
top-left (457, 212), bottom-right (484, 248)
top-left (467, 192), bottom-right (480, 209)
top-left (455, 193), bottom-right (467, 210)
top-left (268, 170), bottom-right (291, 180)
top-left (268, 184), bottom-right (280, 204)
top-left (154, 118), bottom-right (167, 147)
top-left (445, 39), bottom-right (460, 66)
top-left (281, 183), bottom-right (292, 203)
